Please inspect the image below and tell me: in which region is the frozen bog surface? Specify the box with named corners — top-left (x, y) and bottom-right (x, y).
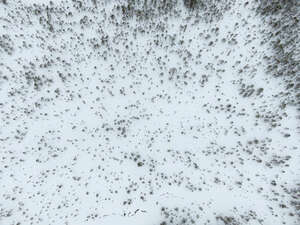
top-left (0, 0), bottom-right (299, 225)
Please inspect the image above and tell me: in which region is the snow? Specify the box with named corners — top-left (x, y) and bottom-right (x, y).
top-left (0, 0), bottom-right (299, 225)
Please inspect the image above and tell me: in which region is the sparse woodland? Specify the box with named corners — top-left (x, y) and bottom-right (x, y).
top-left (0, 0), bottom-right (299, 225)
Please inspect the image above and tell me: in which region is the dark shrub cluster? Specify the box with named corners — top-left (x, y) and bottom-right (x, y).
top-left (257, 0), bottom-right (300, 110)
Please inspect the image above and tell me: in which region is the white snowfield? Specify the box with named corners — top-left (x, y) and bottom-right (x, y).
top-left (0, 0), bottom-right (299, 225)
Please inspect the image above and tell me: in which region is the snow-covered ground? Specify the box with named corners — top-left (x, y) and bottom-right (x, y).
top-left (0, 0), bottom-right (299, 224)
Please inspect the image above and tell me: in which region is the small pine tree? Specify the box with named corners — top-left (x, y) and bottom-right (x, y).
top-left (183, 0), bottom-right (197, 9)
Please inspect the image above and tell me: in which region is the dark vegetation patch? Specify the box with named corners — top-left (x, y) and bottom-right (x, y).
top-left (255, 5), bottom-right (300, 218)
top-left (216, 215), bottom-right (240, 225)
top-left (117, 0), bottom-right (235, 22)
top-left (120, 0), bottom-right (179, 20)
top-left (159, 206), bottom-right (200, 225)
top-left (183, 0), bottom-right (235, 21)
top-left (158, 207), bottom-right (262, 225)
top-left (257, 0), bottom-right (300, 111)
top-left (0, 34), bottom-right (14, 55)
top-left (288, 184), bottom-right (300, 221)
